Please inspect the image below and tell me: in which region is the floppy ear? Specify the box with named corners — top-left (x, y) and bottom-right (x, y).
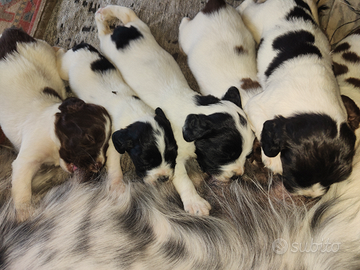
top-left (59, 97), bottom-right (85, 114)
top-left (222, 86), bottom-right (242, 108)
top-left (154, 107), bottom-right (171, 126)
top-left (155, 107), bottom-right (166, 119)
top-left (112, 129), bottom-right (134, 154)
top-left (261, 118), bottom-right (285, 157)
top-left (183, 114), bottom-right (212, 142)
top-left (341, 95), bottom-right (360, 131)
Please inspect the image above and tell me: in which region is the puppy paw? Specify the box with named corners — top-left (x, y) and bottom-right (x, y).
top-left (183, 194), bottom-right (211, 216)
top-left (261, 152), bottom-right (283, 174)
top-left (95, 8), bottom-right (112, 35)
top-left (15, 203), bottom-right (35, 222)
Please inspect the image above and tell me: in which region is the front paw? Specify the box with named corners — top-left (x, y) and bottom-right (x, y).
top-left (15, 203), bottom-right (35, 222)
top-left (182, 193), bottom-right (211, 216)
top-left (261, 151), bottom-right (283, 174)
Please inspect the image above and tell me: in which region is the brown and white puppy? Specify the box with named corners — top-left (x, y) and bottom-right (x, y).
top-left (0, 28), bottom-right (112, 221)
top-left (94, 5), bottom-right (255, 216)
top-left (238, 0), bottom-right (356, 197)
top-left (178, 0), bottom-right (262, 106)
top-left (332, 29), bottom-right (360, 145)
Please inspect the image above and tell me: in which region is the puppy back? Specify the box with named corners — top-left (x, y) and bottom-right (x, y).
top-left (0, 28), bottom-right (36, 60)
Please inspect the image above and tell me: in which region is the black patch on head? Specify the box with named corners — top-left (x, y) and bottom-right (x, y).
top-left (194, 94), bottom-right (220, 106)
top-left (162, 238), bottom-right (188, 260)
top-left (265, 30), bottom-right (322, 78)
top-left (112, 122), bottom-right (163, 178)
top-left (262, 114), bottom-right (356, 195)
top-left (42, 87), bottom-right (63, 101)
top-left (238, 113), bottom-right (247, 127)
top-left (202, 0), bottom-right (226, 14)
top-left (346, 77), bottom-right (360, 89)
top-left (0, 28), bottom-right (36, 60)
top-left (90, 57), bottom-right (116, 73)
top-left (72, 43), bottom-right (99, 53)
top-left (342, 52), bottom-right (360, 63)
top-left (333, 42), bottom-right (351, 54)
top-left (111, 25), bottom-right (144, 50)
top-left (286, 7), bottom-right (316, 25)
top-left (332, 61), bottom-right (348, 76)
top-left (154, 107), bottom-right (178, 170)
top-left (183, 113), bottom-right (243, 175)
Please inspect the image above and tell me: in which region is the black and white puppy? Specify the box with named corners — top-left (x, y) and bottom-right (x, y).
top-left (0, 28), bottom-right (112, 221)
top-left (238, 0), bottom-right (356, 197)
top-left (179, 0), bottom-right (262, 106)
top-left (332, 29), bottom-right (360, 145)
top-left (95, 5), bottom-right (255, 215)
top-left (56, 43), bottom-right (177, 190)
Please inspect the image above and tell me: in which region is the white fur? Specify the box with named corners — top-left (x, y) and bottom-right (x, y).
top-left (56, 47), bottom-right (174, 189)
top-left (178, 0), bottom-right (262, 106)
top-left (0, 39), bottom-right (71, 221)
top-left (238, 0), bottom-right (347, 175)
top-left (95, 5), bottom-right (255, 215)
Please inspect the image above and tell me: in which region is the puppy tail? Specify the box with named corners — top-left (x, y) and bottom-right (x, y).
top-left (102, 5), bottom-right (140, 25)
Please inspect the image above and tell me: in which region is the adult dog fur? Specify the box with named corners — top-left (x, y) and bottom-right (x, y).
top-left (94, 5), bottom-right (255, 215)
top-left (1, 129), bottom-right (360, 269)
top-left (238, 0), bottom-right (356, 197)
top-left (178, 0), bottom-right (262, 106)
top-left (0, 28), bottom-right (112, 221)
top-left (56, 43), bottom-right (178, 191)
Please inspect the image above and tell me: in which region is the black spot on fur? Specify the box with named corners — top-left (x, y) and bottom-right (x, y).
top-left (111, 25), bottom-right (144, 50)
top-left (332, 62), bottom-right (349, 76)
top-left (194, 94), bottom-right (220, 106)
top-left (342, 52), bottom-right (360, 63)
top-left (294, 0), bottom-right (312, 13)
top-left (333, 42), bottom-right (351, 54)
top-left (132, 95), bottom-right (140, 100)
top-left (346, 77), bottom-right (360, 89)
top-left (72, 42), bottom-right (99, 53)
top-left (235, 46), bottom-right (246, 55)
top-left (90, 57), bottom-right (116, 73)
top-left (265, 30), bottom-right (322, 78)
top-left (202, 0), bottom-right (226, 14)
top-left (341, 95), bottom-right (360, 131)
top-left (0, 28), bottom-right (36, 60)
top-left (154, 108), bottom-right (178, 170)
top-left (286, 7), bottom-right (316, 25)
top-left (238, 113), bottom-right (247, 127)
top-left (43, 87), bottom-right (63, 101)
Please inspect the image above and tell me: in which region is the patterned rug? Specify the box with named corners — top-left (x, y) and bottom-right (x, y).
top-left (0, 0), bottom-right (55, 37)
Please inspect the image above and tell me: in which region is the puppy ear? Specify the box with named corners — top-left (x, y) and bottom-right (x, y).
top-left (183, 114), bottom-right (212, 142)
top-left (112, 129), bottom-right (133, 154)
top-left (222, 86), bottom-right (242, 108)
top-left (261, 118), bottom-right (285, 157)
top-left (155, 107), bottom-right (166, 119)
top-left (341, 95), bottom-right (360, 131)
top-left (59, 97), bottom-right (86, 114)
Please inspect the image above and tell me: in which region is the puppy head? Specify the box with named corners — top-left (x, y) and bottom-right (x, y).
top-left (55, 97), bottom-right (112, 174)
top-left (183, 87), bottom-right (254, 181)
top-left (112, 108), bottom-right (177, 184)
top-left (261, 113), bottom-right (356, 197)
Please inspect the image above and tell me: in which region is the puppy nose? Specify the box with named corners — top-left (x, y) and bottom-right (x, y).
top-left (158, 175), bottom-right (170, 183)
top-left (90, 161), bottom-right (103, 172)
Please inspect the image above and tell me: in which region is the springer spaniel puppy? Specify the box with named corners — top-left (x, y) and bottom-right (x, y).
top-left (178, 0), bottom-right (262, 106)
top-left (237, 0), bottom-right (356, 197)
top-left (0, 28), bottom-right (112, 221)
top-left (94, 5), bottom-right (255, 215)
top-left (332, 29), bottom-right (360, 145)
top-left (56, 43), bottom-right (178, 189)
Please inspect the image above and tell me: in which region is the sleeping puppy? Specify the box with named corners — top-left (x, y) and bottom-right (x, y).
top-left (56, 43), bottom-right (178, 189)
top-left (237, 0), bottom-right (356, 197)
top-left (332, 29), bottom-right (360, 145)
top-left (0, 28), bottom-right (112, 221)
top-left (178, 0), bottom-right (262, 106)
top-left (95, 5), bottom-right (255, 215)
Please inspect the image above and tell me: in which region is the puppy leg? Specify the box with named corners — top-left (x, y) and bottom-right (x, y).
top-left (95, 5), bottom-right (140, 27)
top-left (11, 155), bottom-right (40, 222)
top-left (172, 159), bottom-right (211, 216)
top-left (261, 150), bottom-right (283, 174)
top-left (106, 141), bottom-right (126, 194)
top-left (178, 17), bottom-right (192, 54)
top-left (56, 48), bottom-right (70, 81)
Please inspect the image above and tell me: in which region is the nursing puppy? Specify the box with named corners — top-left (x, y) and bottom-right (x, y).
top-left (332, 30), bottom-right (360, 146)
top-left (0, 28), bottom-right (112, 221)
top-left (56, 43), bottom-right (177, 189)
top-left (238, 0), bottom-right (356, 197)
top-left (178, 0), bottom-right (262, 106)
top-left (95, 5), bottom-right (255, 215)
